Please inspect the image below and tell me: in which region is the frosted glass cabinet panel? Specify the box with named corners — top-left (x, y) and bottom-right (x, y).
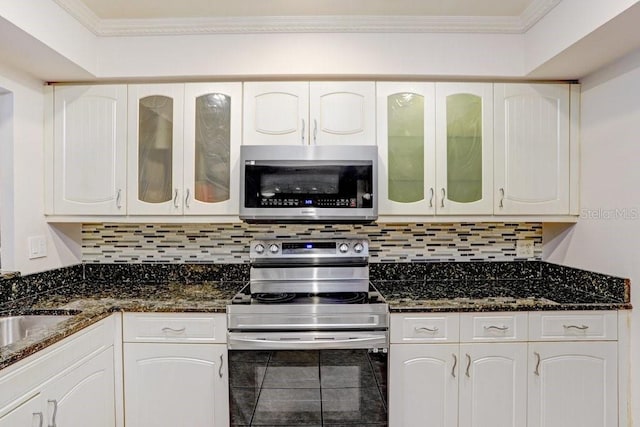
top-left (128, 84), bottom-right (184, 215)
top-left (183, 83), bottom-right (241, 215)
top-left (377, 82), bottom-right (436, 215)
top-left (435, 83), bottom-right (493, 214)
top-left (52, 85), bottom-right (127, 215)
top-left (494, 83), bottom-right (571, 215)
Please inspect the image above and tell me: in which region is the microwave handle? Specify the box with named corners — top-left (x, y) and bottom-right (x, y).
top-left (301, 119), bottom-right (306, 145)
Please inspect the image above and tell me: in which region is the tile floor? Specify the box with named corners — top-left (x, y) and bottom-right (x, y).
top-left (229, 349), bottom-right (388, 426)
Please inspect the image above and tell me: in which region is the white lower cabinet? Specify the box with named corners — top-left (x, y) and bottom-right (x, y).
top-left (389, 311), bottom-right (619, 427)
top-left (0, 315), bottom-right (119, 427)
top-left (527, 342), bottom-right (617, 427)
top-left (390, 343), bottom-right (459, 427)
top-left (458, 343), bottom-right (527, 427)
top-left (42, 347), bottom-right (116, 427)
top-left (122, 313), bottom-right (229, 427)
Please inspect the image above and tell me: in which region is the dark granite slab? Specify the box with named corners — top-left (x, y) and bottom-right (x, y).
top-left (0, 261), bottom-right (631, 370)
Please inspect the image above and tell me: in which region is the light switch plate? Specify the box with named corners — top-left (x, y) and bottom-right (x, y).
top-left (28, 235), bottom-right (47, 259)
top-left (515, 239), bottom-right (535, 258)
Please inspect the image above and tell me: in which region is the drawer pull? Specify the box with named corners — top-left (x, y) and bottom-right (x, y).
top-left (162, 326), bottom-right (186, 334)
top-left (563, 324), bottom-right (589, 330)
top-left (219, 354), bottom-right (224, 378)
top-left (33, 412), bottom-right (43, 427)
top-left (484, 325), bottom-right (509, 331)
top-left (47, 400), bottom-right (58, 427)
top-left (415, 326), bottom-right (439, 333)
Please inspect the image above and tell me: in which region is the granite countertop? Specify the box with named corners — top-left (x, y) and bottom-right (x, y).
top-left (0, 279), bottom-right (244, 370)
top-left (0, 261), bottom-right (632, 370)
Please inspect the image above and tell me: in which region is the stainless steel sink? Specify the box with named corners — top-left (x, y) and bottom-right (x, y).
top-left (0, 315), bottom-right (73, 348)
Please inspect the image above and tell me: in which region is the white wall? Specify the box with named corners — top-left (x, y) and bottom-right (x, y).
top-left (97, 32), bottom-right (525, 79)
top-left (0, 64), bottom-right (80, 274)
top-left (544, 46), bottom-right (640, 424)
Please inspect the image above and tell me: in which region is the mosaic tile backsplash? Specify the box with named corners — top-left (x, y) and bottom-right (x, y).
top-left (82, 222), bottom-right (542, 264)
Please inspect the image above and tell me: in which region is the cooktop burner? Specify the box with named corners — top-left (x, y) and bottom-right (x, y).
top-left (231, 283), bottom-right (385, 306)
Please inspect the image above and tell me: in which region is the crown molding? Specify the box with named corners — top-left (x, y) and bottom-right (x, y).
top-left (53, 0), bottom-right (561, 36)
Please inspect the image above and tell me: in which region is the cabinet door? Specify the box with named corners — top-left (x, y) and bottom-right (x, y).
top-left (494, 83), bottom-right (570, 215)
top-left (389, 344), bottom-right (458, 427)
top-left (128, 84), bottom-right (184, 214)
top-left (459, 343), bottom-right (527, 427)
top-left (0, 393), bottom-right (43, 427)
top-left (243, 82), bottom-right (309, 145)
top-left (376, 82), bottom-right (436, 215)
top-left (183, 83), bottom-right (241, 215)
top-left (310, 82), bottom-right (376, 145)
top-left (436, 83), bottom-right (493, 215)
top-left (124, 343), bottom-right (229, 427)
top-left (528, 342), bottom-right (617, 427)
top-left (53, 85), bottom-right (127, 215)
top-left (43, 347), bottom-right (116, 427)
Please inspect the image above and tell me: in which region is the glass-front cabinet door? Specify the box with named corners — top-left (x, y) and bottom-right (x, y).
top-left (435, 83), bottom-right (493, 214)
top-left (183, 83), bottom-right (241, 215)
top-left (128, 84), bottom-right (184, 215)
top-left (377, 82), bottom-right (436, 215)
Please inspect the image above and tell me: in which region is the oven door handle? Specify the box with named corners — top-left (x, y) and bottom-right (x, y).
top-left (227, 332), bottom-right (388, 350)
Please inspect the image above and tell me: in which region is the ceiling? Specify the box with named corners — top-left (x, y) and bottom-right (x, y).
top-left (53, 0), bottom-right (561, 35)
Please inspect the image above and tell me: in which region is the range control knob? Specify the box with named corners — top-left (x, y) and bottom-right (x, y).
top-left (353, 242), bottom-right (365, 253)
top-left (338, 243), bottom-right (350, 253)
top-left (254, 243), bottom-right (265, 254)
top-left (269, 244), bottom-right (280, 254)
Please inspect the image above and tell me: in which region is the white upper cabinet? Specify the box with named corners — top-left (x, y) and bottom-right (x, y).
top-left (435, 83), bottom-right (493, 215)
top-left (183, 83), bottom-right (242, 215)
top-left (50, 85), bottom-right (127, 215)
top-left (243, 81), bottom-right (375, 146)
top-left (128, 83), bottom-right (241, 216)
top-left (377, 82), bottom-right (436, 215)
top-left (494, 83), bottom-right (573, 215)
top-left (128, 84), bottom-right (185, 215)
top-left (377, 82), bottom-right (493, 216)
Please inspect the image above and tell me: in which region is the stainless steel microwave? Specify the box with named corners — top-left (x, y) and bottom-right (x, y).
top-left (239, 145), bottom-right (377, 223)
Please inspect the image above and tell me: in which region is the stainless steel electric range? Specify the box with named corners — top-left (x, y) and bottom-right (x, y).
top-left (227, 239), bottom-right (389, 426)
top-left (227, 238), bottom-right (389, 350)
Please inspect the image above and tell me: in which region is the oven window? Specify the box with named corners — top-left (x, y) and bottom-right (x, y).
top-left (229, 350), bottom-right (387, 426)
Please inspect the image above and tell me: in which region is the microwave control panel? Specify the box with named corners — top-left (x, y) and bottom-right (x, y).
top-left (260, 197), bottom-right (358, 208)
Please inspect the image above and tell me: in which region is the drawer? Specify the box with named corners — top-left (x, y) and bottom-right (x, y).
top-left (390, 313), bottom-right (459, 343)
top-left (528, 311), bottom-right (617, 341)
top-left (123, 313), bottom-right (227, 343)
top-left (460, 312), bottom-right (527, 342)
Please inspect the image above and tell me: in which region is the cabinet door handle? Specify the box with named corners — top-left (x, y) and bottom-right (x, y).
top-left (173, 188), bottom-right (179, 208)
top-left (451, 354), bottom-right (457, 378)
top-left (313, 119), bottom-right (318, 145)
top-left (47, 399), bottom-right (58, 427)
top-left (534, 351), bottom-right (541, 376)
top-left (116, 189), bottom-right (122, 209)
top-left (499, 188), bottom-right (504, 208)
top-left (563, 324), bottom-right (589, 330)
top-left (32, 412), bottom-right (43, 427)
top-left (219, 354), bottom-right (224, 378)
top-left (465, 353), bottom-right (471, 378)
top-left (162, 326), bottom-right (186, 334)
top-left (301, 119), bottom-right (306, 145)
top-left (484, 325), bottom-right (509, 331)
top-left (415, 326), bottom-right (439, 333)
top-left (185, 188), bottom-right (191, 208)
top-left (441, 188), bottom-right (446, 208)
top-left (428, 187), bottom-right (434, 208)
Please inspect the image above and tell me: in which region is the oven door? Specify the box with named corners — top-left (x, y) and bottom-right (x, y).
top-left (239, 145), bottom-right (377, 223)
top-left (228, 348), bottom-right (388, 426)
